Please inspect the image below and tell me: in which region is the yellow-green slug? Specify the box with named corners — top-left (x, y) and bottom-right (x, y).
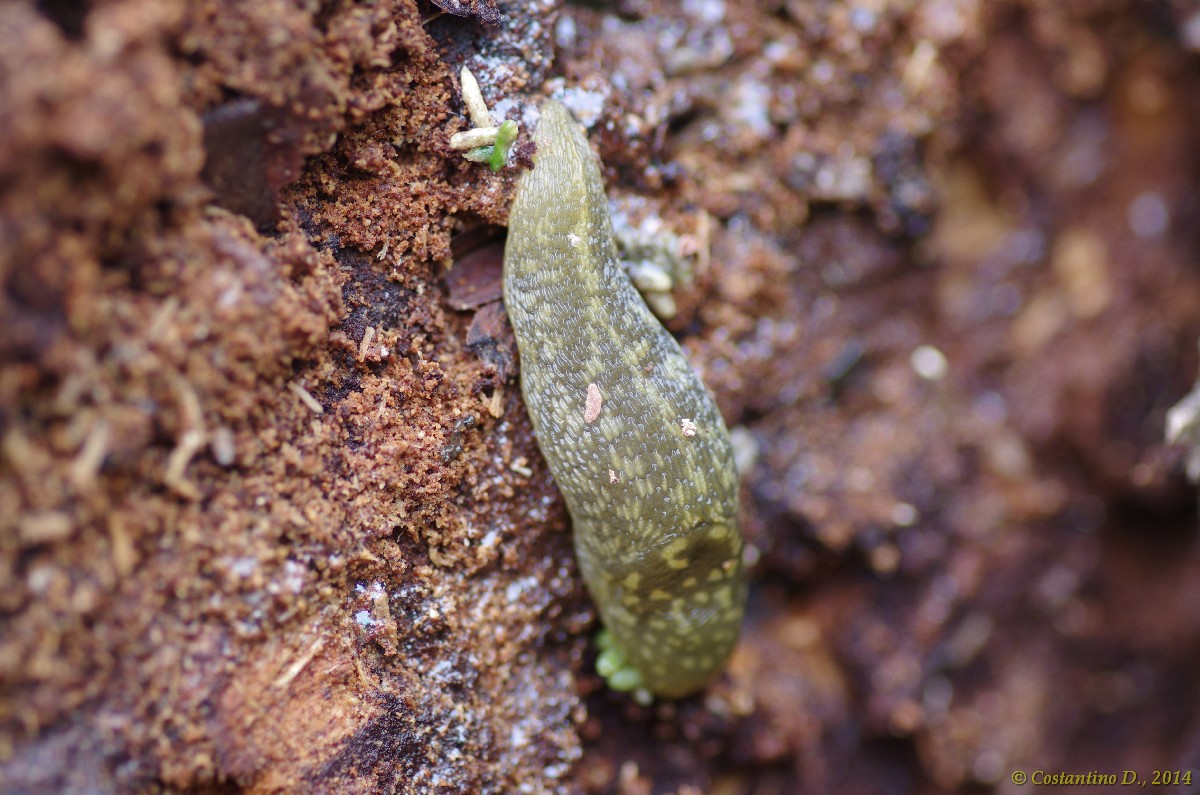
top-left (502, 101), bottom-right (746, 698)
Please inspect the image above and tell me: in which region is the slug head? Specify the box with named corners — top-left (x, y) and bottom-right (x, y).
top-left (580, 517), bottom-right (746, 699)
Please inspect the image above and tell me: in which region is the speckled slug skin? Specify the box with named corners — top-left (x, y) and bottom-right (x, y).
top-left (502, 101), bottom-right (746, 698)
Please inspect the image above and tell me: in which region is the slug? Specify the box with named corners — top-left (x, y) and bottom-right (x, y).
top-left (502, 101), bottom-right (746, 698)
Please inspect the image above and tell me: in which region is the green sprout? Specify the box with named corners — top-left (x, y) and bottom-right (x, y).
top-left (489, 119), bottom-right (519, 172)
top-left (595, 628), bottom-right (651, 703)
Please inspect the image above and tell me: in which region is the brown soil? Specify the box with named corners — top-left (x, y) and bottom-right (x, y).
top-left (3, 1), bottom-right (1200, 793)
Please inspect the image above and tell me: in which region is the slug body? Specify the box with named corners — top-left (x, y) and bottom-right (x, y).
top-left (502, 101), bottom-right (745, 698)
